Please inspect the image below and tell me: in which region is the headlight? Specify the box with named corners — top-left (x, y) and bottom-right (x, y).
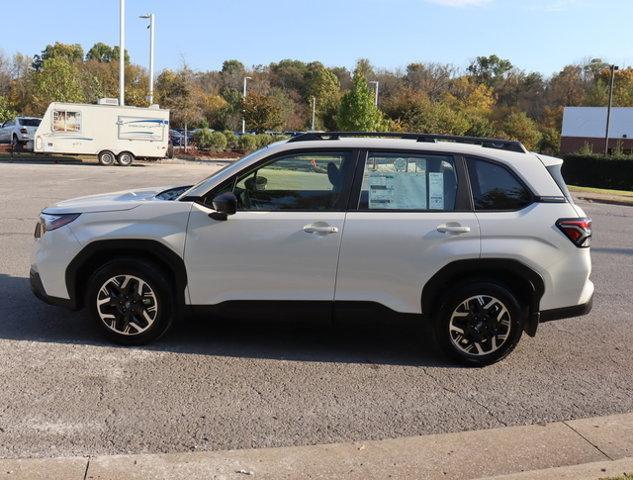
top-left (35, 213), bottom-right (81, 238)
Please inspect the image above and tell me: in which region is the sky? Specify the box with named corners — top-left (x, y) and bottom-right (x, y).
top-left (2, 0), bottom-right (632, 76)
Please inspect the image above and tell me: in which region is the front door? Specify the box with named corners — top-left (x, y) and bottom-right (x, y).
top-left (184, 150), bottom-right (356, 306)
top-left (335, 150), bottom-right (480, 314)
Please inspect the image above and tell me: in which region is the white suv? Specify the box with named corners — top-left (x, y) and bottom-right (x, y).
top-left (30, 133), bottom-right (593, 365)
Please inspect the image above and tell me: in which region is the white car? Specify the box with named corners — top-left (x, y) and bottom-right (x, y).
top-left (30, 132), bottom-right (593, 365)
top-left (0, 116), bottom-right (41, 150)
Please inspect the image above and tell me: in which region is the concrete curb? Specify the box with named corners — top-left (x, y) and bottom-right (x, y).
top-left (1, 412), bottom-right (632, 480)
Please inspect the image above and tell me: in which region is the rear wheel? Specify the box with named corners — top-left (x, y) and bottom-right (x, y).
top-left (11, 135), bottom-right (20, 152)
top-left (433, 281), bottom-right (524, 366)
top-left (117, 151), bottom-right (134, 166)
top-left (98, 150), bottom-right (116, 166)
top-left (86, 259), bottom-right (174, 345)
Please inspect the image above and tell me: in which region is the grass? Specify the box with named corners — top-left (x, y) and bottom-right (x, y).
top-left (569, 185), bottom-right (633, 197)
top-left (601, 474), bottom-right (633, 480)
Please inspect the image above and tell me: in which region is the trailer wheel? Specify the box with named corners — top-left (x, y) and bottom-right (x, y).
top-left (98, 151), bottom-right (116, 166)
top-left (117, 151), bottom-right (134, 167)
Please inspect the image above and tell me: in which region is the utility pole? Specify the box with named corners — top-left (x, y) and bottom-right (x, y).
top-left (139, 13), bottom-right (155, 105)
top-left (369, 80), bottom-right (379, 106)
top-left (605, 64), bottom-right (619, 156)
top-left (311, 96), bottom-right (316, 131)
top-left (242, 76), bottom-right (252, 134)
top-left (119, 0), bottom-right (125, 106)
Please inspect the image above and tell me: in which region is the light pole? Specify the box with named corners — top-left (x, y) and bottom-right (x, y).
top-left (310, 96), bottom-right (316, 131)
top-left (369, 80), bottom-right (379, 106)
top-left (119, 0), bottom-right (125, 106)
top-left (139, 13), bottom-right (155, 105)
top-left (604, 64), bottom-right (619, 156)
top-left (242, 76), bottom-right (252, 134)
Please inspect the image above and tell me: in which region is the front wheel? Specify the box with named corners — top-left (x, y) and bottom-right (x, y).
top-left (433, 281), bottom-right (524, 366)
top-left (86, 259), bottom-right (174, 345)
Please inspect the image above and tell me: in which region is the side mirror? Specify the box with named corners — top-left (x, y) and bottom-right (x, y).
top-left (209, 192), bottom-right (237, 221)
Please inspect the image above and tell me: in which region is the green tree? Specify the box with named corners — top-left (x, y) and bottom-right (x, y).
top-left (304, 62), bottom-right (341, 129)
top-left (0, 95), bottom-right (17, 123)
top-left (467, 55), bottom-right (513, 87)
top-left (243, 92), bottom-right (284, 132)
top-left (335, 66), bottom-right (384, 131)
top-left (31, 57), bottom-right (84, 113)
top-left (498, 110), bottom-right (542, 151)
top-left (33, 42), bottom-right (84, 71)
top-left (155, 67), bottom-right (203, 128)
top-left (86, 42), bottom-right (130, 64)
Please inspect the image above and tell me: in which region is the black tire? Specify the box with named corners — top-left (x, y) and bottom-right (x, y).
top-left (432, 281), bottom-right (524, 366)
top-left (85, 258), bottom-right (174, 345)
top-left (117, 151), bottom-right (134, 166)
top-left (98, 150), bottom-right (116, 166)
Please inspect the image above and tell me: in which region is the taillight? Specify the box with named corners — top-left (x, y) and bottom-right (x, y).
top-left (20, 127), bottom-right (28, 134)
top-left (556, 218), bottom-right (592, 248)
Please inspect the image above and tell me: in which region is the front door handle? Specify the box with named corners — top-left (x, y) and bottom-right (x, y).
top-left (437, 224), bottom-right (471, 234)
top-left (303, 223), bottom-right (339, 235)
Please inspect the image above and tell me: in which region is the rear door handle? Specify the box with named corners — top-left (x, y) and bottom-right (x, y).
top-left (437, 224), bottom-right (471, 234)
top-left (303, 223), bottom-right (339, 235)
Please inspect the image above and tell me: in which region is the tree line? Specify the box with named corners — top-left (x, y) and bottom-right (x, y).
top-left (1, 41), bottom-right (631, 153)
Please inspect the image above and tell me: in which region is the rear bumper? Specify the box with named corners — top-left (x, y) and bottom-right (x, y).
top-left (539, 295), bottom-right (593, 323)
top-left (30, 268), bottom-right (76, 310)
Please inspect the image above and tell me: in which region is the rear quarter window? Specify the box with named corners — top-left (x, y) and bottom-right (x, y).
top-left (467, 158), bottom-right (532, 211)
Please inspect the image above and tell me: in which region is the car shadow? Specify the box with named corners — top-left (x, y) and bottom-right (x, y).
top-left (0, 273), bottom-right (457, 368)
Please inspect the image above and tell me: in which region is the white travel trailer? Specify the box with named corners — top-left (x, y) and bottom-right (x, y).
top-left (34, 101), bottom-right (170, 166)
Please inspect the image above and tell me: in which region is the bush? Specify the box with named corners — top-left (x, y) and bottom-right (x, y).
top-left (562, 155), bottom-right (633, 190)
top-left (195, 129), bottom-right (227, 152)
top-left (237, 134), bottom-right (258, 152)
top-left (255, 133), bottom-right (274, 148)
top-left (223, 130), bottom-right (238, 150)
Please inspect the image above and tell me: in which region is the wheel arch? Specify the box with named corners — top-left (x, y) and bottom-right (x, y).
top-left (421, 259), bottom-right (545, 337)
top-left (66, 239), bottom-right (187, 310)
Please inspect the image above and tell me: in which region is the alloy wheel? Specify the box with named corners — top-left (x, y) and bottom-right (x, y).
top-left (96, 275), bottom-right (158, 336)
top-left (448, 295), bottom-right (512, 356)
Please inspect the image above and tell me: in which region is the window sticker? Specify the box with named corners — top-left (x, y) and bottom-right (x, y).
top-left (429, 172), bottom-right (445, 210)
top-left (368, 171), bottom-right (427, 210)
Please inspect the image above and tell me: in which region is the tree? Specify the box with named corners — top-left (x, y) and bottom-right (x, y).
top-left (304, 62), bottom-right (341, 129)
top-left (335, 66), bottom-right (384, 131)
top-left (0, 95), bottom-right (17, 123)
top-left (86, 42), bottom-right (130, 64)
top-left (155, 67), bottom-right (203, 128)
top-left (31, 57), bottom-right (84, 113)
top-left (33, 42), bottom-right (84, 71)
top-left (467, 55), bottom-right (513, 87)
top-left (497, 110), bottom-right (542, 151)
top-left (243, 92), bottom-right (284, 132)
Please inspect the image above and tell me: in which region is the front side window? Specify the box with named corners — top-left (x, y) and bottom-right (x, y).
top-left (467, 158), bottom-right (532, 211)
top-left (52, 111), bottom-right (81, 133)
top-left (232, 151), bottom-right (353, 211)
top-left (358, 152), bottom-right (458, 211)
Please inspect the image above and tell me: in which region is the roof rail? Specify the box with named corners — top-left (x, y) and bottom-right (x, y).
top-left (286, 131), bottom-right (527, 153)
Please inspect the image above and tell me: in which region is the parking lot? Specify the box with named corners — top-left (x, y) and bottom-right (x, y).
top-left (0, 160), bottom-right (632, 460)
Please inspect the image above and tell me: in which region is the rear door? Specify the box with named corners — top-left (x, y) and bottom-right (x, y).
top-left (334, 150), bottom-right (480, 314)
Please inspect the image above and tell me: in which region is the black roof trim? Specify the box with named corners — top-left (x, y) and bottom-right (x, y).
top-left (287, 131), bottom-right (527, 154)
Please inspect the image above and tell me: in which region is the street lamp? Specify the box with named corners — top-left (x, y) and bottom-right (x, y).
top-left (242, 76), bottom-right (252, 134)
top-left (119, 0), bottom-right (125, 106)
top-left (369, 80), bottom-right (379, 107)
top-left (310, 96), bottom-right (316, 131)
top-left (605, 65), bottom-right (619, 155)
top-left (139, 13), bottom-right (155, 105)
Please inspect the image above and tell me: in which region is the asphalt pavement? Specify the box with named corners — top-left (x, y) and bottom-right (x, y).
top-left (0, 160), bottom-right (632, 459)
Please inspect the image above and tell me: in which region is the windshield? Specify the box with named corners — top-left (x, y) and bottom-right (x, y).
top-left (19, 118), bottom-right (41, 127)
top-left (180, 148), bottom-right (270, 199)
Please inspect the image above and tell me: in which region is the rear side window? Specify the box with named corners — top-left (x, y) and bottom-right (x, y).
top-left (546, 164), bottom-right (572, 201)
top-left (467, 158), bottom-right (532, 211)
top-left (358, 152), bottom-right (458, 211)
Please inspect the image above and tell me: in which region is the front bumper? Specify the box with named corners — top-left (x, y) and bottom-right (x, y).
top-left (30, 268), bottom-right (76, 309)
